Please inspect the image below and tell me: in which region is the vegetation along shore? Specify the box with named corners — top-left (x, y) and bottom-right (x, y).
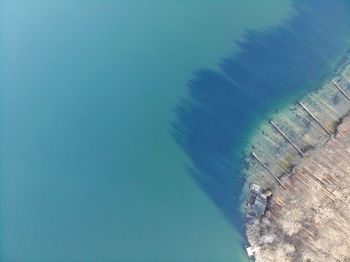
top-left (243, 53), bottom-right (350, 261)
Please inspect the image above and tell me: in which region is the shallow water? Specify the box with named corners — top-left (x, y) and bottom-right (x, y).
top-left (0, 1), bottom-right (293, 261)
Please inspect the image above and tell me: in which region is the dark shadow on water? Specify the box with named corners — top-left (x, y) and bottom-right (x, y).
top-left (172, 0), bottom-right (350, 236)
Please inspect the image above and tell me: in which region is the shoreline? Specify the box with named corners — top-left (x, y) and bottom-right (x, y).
top-left (245, 115), bottom-right (350, 260)
top-left (242, 56), bottom-right (350, 260)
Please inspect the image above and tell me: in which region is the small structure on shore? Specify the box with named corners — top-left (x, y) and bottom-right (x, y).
top-left (243, 64), bottom-right (350, 260)
top-left (246, 184), bottom-right (268, 224)
top-left (246, 245), bottom-right (260, 261)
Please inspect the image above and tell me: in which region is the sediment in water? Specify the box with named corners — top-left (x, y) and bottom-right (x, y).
top-left (243, 56), bottom-right (350, 261)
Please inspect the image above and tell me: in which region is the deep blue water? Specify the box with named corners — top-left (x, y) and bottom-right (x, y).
top-left (173, 0), bottom-right (350, 235)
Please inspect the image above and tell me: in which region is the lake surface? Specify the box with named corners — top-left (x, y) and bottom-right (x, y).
top-left (2, 1), bottom-right (349, 261)
top-left (173, 0), bottom-right (350, 238)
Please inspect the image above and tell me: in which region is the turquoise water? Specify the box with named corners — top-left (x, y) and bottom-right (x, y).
top-left (174, 0), bottom-right (350, 237)
top-left (0, 1), bottom-right (294, 261)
